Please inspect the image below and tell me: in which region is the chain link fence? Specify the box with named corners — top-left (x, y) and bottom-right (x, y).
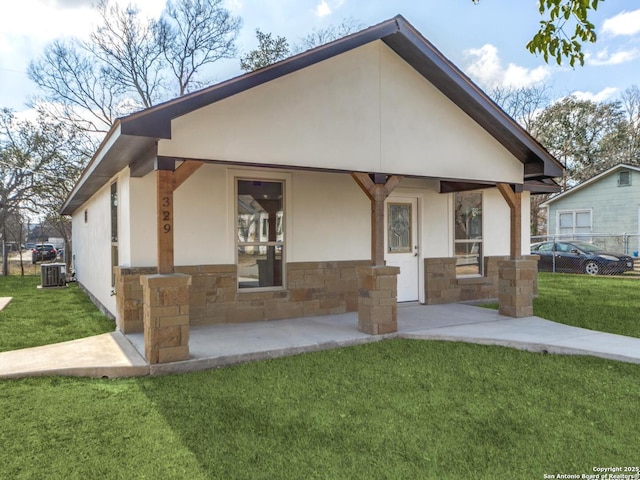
top-left (530, 234), bottom-right (639, 275)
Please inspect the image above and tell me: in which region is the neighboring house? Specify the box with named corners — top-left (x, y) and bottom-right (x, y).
top-left (541, 164), bottom-right (640, 252)
top-left (61, 16), bottom-right (562, 364)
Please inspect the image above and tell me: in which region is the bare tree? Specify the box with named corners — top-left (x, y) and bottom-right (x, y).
top-left (28, 40), bottom-right (123, 134)
top-left (0, 110), bottom-right (85, 274)
top-left (294, 18), bottom-right (362, 53)
top-left (490, 85), bottom-right (551, 131)
top-left (88, 0), bottom-right (166, 110)
top-left (29, 0), bottom-right (242, 134)
top-left (158, 0), bottom-right (241, 95)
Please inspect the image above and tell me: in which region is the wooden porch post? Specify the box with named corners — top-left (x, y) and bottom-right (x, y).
top-left (351, 173), bottom-right (403, 265)
top-left (155, 159), bottom-right (204, 274)
top-left (496, 183), bottom-right (522, 259)
top-left (496, 183), bottom-right (536, 318)
top-left (157, 167), bottom-right (175, 274)
top-left (140, 158), bottom-right (203, 364)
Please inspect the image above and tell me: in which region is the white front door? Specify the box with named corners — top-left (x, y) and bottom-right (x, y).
top-left (385, 196), bottom-right (419, 302)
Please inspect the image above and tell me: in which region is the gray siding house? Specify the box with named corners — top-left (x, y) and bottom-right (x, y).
top-left (542, 164), bottom-right (640, 254)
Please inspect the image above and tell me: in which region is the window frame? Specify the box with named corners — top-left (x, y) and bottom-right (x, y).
top-left (110, 181), bottom-right (118, 287)
top-left (453, 191), bottom-right (484, 278)
top-left (556, 209), bottom-right (592, 240)
top-left (235, 176), bottom-right (287, 292)
top-left (618, 170), bottom-right (631, 187)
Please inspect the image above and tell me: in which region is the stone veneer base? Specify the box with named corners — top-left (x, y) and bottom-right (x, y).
top-left (116, 260), bottom-right (371, 332)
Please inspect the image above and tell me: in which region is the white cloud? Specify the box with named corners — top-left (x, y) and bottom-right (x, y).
top-left (315, 0), bottom-right (331, 17)
top-left (464, 44), bottom-right (551, 90)
top-left (602, 9), bottom-right (640, 36)
top-left (570, 87), bottom-right (619, 103)
top-left (586, 47), bottom-right (640, 66)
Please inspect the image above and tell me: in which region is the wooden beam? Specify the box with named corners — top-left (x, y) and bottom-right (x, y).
top-left (174, 160), bottom-right (204, 190)
top-left (351, 172), bottom-right (376, 201)
top-left (497, 183), bottom-right (517, 209)
top-left (383, 175), bottom-right (403, 195)
top-left (157, 169), bottom-right (175, 274)
top-left (440, 181), bottom-right (495, 194)
top-left (497, 183), bottom-right (522, 259)
top-left (351, 173), bottom-right (403, 266)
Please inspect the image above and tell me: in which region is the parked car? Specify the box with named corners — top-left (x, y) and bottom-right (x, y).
top-left (32, 244), bottom-right (57, 264)
top-left (531, 240), bottom-right (634, 275)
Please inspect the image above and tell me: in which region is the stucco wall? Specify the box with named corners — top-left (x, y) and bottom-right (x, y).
top-left (74, 163), bottom-right (528, 319)
top-left (72, 179), bottom-right (116, 315)
top-left (122, 165), bottom-right (527, 269)
top-left (158, 41), bottom-right (522, 184)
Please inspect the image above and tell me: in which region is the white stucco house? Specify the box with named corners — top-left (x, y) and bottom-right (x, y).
top-left (61, 16), bottom-right (562, 364)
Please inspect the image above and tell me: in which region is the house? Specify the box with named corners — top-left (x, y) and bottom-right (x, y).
top-left (61, 15), bottom-right (562, 364)
top-left (541, 164), bottom-right (640, 253)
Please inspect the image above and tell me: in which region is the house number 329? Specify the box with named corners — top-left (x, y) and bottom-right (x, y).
top-left (161, 196), bottom-right (171, 233)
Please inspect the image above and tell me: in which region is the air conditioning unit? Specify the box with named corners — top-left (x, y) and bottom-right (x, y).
top-left (41, 263), bottom-right (67, 288)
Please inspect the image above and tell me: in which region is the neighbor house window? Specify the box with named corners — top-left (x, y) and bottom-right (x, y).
top-left (557, 210), bottom-right (591, 240)
top-left (454, 192), bottom-right (483, 276)
top-left (618, 170), bottom-right (631, 187)
top-left (110, 182), bottom-right (118, 287)
top-left (236, 179), bottom-right (284, 289)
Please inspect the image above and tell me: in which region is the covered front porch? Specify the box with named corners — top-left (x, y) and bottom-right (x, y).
top-left (114, 160), bottom-right (544, 364)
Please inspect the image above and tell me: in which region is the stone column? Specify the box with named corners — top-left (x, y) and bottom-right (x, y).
top-left (115, 267), bottom-right (157, 333)
top-left (140, 273), bottom-right (191, 364)
top-left (356, 266), bottom-right (400, 335)
top-left (498, 258), bottom-right (537, 317)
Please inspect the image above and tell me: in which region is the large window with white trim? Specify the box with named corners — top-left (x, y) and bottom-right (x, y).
top-left (454, 192), bottom-right (483, 277)
top-left (557, 210), bottom-right (591, 238)
top-left (236, 179), bottom-right (284, 289)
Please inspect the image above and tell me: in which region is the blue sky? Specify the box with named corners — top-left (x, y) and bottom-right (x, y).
top-left (1, 0), bottom-right (639, 114)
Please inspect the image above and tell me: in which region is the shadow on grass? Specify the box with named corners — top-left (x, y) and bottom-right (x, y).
top-left (137, 339), bottom-right (640, 479)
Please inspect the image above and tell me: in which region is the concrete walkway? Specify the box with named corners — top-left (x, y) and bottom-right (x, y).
top-left (2, 303), bottom-right (640, 379)
top-left (0, 297), bottom-right (11, 311)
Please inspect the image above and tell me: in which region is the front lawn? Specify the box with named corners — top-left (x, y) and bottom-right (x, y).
top-left (0, 276), bottom-right (114, 352)
top-left (534, 273), bottom-right (640, 338)
top-left (1, 340), bottom-right (639, 479)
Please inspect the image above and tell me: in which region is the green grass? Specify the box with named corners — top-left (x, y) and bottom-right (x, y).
top-left (534, 273), bottom-right (640, 338)
top-left (485, 273), bottom-right (640, 339)
top-left (0, 276), bottom-right (114, 352)
top-left (1, 340), bottom-right (638, 479)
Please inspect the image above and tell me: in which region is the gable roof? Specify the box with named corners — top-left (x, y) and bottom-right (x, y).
top-left (61, 14), bottom-right (563, 215)
top-left (541, 164), bottom-right (640, 207)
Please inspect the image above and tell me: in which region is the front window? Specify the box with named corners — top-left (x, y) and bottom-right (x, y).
top-left (237, 179), bottom-right (284, 289)
top-left (557, 210), bottom-right (591, 240)
top-left (454, 192), bottom-right (483, 276)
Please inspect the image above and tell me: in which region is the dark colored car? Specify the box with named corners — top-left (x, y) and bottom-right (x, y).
top-left (531, 240), bottom-right (634, 275)
top-left (32, 244), bottom-right (57, 264)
